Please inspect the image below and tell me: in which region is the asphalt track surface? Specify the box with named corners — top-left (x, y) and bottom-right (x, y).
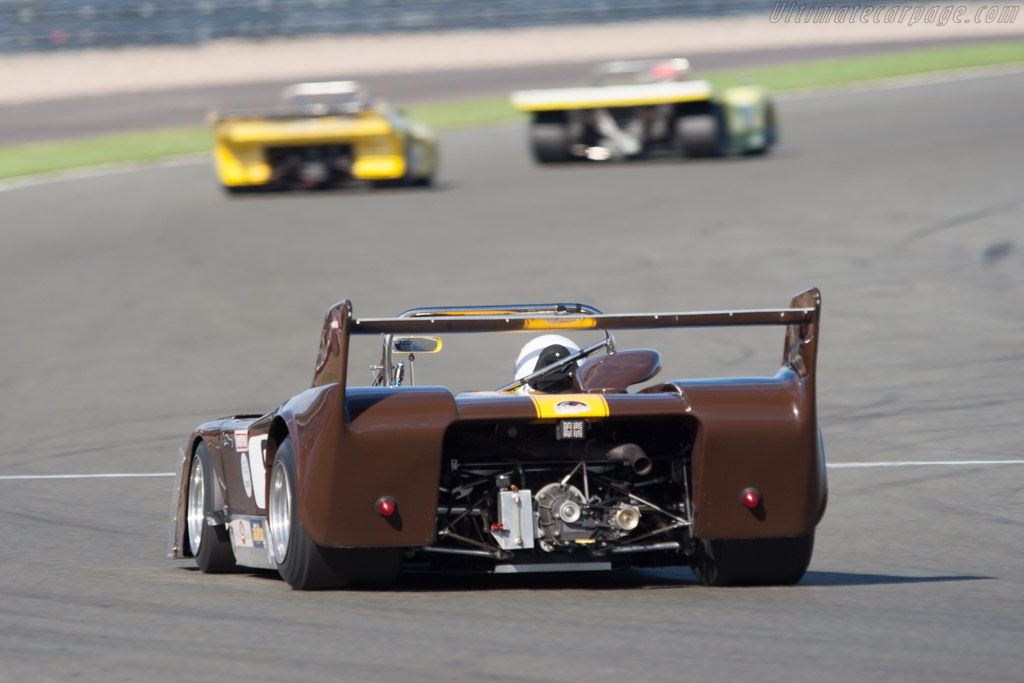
top-left (2, 70), bottom-right (1023, 682)
top-left (0, 36), bottom-right (1011, 144)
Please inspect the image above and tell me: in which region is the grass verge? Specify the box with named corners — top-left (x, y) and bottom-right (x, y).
top-left (0, 128), bottom-right (212, 180)
top-left (1, 39), bottom-right (1022, 181)
top-left (706, 38), bottom-right (1024, 90)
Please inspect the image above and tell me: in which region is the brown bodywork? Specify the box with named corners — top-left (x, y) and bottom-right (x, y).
top-left (170, 288), bottom-right (826, 578)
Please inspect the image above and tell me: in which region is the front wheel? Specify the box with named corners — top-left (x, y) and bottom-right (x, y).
top-left (187, 443), bottom-right (237, 573)
top-left (691, 532), bottom-right (814, 586)
top-left (268, 438), bottom-right (402, 590)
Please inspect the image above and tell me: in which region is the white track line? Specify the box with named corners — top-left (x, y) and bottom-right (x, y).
top-left (2, 460), bottom-right (1023, 480)
top-left (0, 154), bottom-right (205, 194)
top-left (828, 459), bottom-right (1024, 469)
top-left (0, 472), bottom-right (176, 480)
top-left (777, 62), bottom-right (1024, 102)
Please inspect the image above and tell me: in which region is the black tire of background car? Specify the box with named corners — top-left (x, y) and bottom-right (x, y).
top-left (744, 101), bottom-right (778, 156)
top-left (414, 153), bottom-right (435, 186)
top-left (677, 108), bottom-right (727, 158)
top-left (272, 438), bottom-right (403, 590)
top-left (190, 442), bottom-right (239, 573)
top-left (530, 122), bottom-right (573, 163)
top-left (765, 102), bottom-right (778, 149)
top-left (221, 184), bottom-right (269, 195)
top-left (691, 532), bottom-right (815, 586)
top-left (413, 138), bottom-right (435, 187)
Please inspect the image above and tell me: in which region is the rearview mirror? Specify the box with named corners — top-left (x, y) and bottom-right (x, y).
top-left (392, 336), bottom-right (442, 354)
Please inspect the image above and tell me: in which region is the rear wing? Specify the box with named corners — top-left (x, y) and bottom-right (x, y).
top-left (592, 58), bottom-right (691, 85)
top-left (511, 80), bottom-right (713, 112)
top-left (210, 81), bottom-right (374, 123)
top-left (311, 288), bottom-right (822, 390)
top-left (351, 304), bottom-right (815, 335)
top-left (210, 107), bottom-right (371, 122)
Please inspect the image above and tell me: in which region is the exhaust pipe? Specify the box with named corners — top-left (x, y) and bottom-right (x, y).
top-left (526, 441), bottom-right (655, 476)
top-left (598, 443), bottom-right (653, 476)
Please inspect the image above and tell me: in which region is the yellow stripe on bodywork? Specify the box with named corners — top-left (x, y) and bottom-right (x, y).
top-left (530, 394), bottom-right (609, 420)
top-left (522, 317), bottom-right (597, 330)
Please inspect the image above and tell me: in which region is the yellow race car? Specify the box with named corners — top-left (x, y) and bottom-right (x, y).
top-left (511, 59), bottom-right (776, 163)
top-left (211, 81), bottom-right (437, 193)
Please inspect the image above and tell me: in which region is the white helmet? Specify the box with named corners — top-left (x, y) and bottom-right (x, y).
top-left (513, 335), bottom-right (582, 393)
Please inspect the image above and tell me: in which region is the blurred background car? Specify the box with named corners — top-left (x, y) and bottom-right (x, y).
top-left (210, 80), bottom-right (437, 193)
top-left (511, 57), bottom-right (776, 162)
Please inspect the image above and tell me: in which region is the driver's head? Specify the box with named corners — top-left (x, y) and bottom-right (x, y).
top-left (513, 335), bottom-right (582, 393)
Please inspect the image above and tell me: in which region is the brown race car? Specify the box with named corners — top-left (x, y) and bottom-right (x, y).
top-left (168, 288), bottom-right (826, 589)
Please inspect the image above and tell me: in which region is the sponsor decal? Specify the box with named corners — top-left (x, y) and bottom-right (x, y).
top-left (240, 453), bottom-right (253, 499)
top-left (530, 394), bottom-right (609, 419)
top-left (523, 317), bottom-right (597, 330)
top-left (251, 519), bottom-right (265, 549)
top-left (554, 400), bottom-right (591, 415)
top-left (238, 519), bottom-right (249, 547)
top-left (234, 429), bottom-right (249, 452)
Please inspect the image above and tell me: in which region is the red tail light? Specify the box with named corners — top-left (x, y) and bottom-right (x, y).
top-left (375, 496), bottom-right (396, 517)
top-left (741, 488), bottom-right (761, 508)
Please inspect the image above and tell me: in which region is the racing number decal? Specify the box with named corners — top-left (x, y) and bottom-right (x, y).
top-left (530, 394), bottom-right (609, 419)
top-left (246, 435), bottom-right (268, 509)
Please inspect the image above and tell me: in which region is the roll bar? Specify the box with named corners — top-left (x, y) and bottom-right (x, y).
top-left (377, 304), bottom-right (613, 388)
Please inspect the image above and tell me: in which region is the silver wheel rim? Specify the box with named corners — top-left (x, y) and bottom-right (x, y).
top-left (186, 454), bottom-right (205, 556)
top-left (268, 461), bottom-right (291, 565)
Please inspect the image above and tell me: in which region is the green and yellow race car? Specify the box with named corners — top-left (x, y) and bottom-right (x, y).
top-left (210, 81), bottom-right (437, 193)
top-left (511, 58), bottom-right (776, 163)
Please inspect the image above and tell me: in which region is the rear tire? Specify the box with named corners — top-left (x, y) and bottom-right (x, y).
top-left (530, 122), bottom-right (572, 163)
top-left (744, 103), bottom-right (777, 156)
top-left (411, 139), bottom-right (436, 187)
top-left (187, 443), bottom-right (237, 573)
top-left (764, 102), bottom-right (778, 149)
top-left (268, 438), bottom-right (401, 590)
top-left (692, 532), bottom-right (814, 586)
top-left (222, 184), bottom-right (265, 195)
top-left (677, 109), bottom-right (726, 158)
